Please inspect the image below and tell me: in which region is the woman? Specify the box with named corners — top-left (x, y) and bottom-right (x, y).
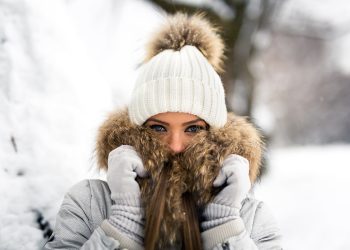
top-left (44, 13), bottom-right (282, 250)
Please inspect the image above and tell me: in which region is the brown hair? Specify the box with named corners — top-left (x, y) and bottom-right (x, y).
top-left (144, 162), bottom-right (202, 250)
top-left (181, 192), bottom-right (202, 250)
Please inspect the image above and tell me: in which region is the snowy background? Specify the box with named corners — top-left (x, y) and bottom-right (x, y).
top-left (1, 0), bottom-right (350, 249)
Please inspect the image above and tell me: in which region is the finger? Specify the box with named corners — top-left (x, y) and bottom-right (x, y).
top-left (223, 154), bottom-right (249, 166)
top-left (213, 168), bottom-right (227, 187)
top-left (108, 145), bottom-right (138, 159)
top-left (134, 164), bottom-right (149, 178)
top-left (213, 154), bottom-right (249, 187)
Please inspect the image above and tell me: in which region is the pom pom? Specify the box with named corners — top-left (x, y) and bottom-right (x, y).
top-left (145, 12), bottom-right (225, 73)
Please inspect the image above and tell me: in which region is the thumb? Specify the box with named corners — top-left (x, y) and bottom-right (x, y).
top-left (213, 154), bottom-right (249, 187)
top-left (213, 168), bottom-right (227, 187)
top-left (134, 164), bottom-right (148, 178)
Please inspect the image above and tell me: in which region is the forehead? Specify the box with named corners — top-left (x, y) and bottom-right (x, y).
top-left (149, 112), bottom-right (204, 124)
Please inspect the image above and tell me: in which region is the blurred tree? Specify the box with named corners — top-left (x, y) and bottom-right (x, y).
top-left (252, 0), bottom-right (350, 146)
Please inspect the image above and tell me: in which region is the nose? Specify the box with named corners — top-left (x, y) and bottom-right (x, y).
top-left (168, 132), bottom-right (186, 153)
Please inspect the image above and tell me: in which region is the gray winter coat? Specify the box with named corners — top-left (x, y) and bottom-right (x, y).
top-left (43, 179), bottom-right (282, 250)
top-left (44, 110), bottom-right (282, 249)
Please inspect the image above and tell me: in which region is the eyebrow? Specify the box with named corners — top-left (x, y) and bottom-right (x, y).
top-left (183, 118), bottom-right (204, 126)
top-left (146, 118), bottom-right (204, 126)
top-left (146, 118), bottom-right (169, 126)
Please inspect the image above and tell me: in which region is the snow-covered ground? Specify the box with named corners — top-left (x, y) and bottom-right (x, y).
top-left (1, 0), bottom-right (350, 249)
top-left (255, 145), bottom-right (350, 249)
top-left (0, 0), bottom-right (163, 248)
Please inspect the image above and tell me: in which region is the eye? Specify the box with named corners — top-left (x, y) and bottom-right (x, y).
top-left (149, 124), bottom-right (167, 132)
top-left (185, 125), bottom-right (205, 133)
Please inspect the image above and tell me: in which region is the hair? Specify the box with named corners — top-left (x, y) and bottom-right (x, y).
top-left (181, 192), bottom-right (202, 250)
top-left (144, 163), bottom-right (168, 250)
top-left (144, 161), bottom-right (203, 250)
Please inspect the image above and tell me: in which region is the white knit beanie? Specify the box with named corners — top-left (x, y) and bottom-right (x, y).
top-left (128, 13), bottom-right (227, 128)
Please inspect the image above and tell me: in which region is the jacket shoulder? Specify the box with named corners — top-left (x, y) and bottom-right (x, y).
top-left (240, 196), bottom-right (282, 246)
top-left (240, 196), bottom-right (275, 232)
top-left (64, 179), bottom-right (109, 203)
top-left (68, 179), bottom-right (110, 195)
top-left (44, 180), bottom-right (113, 248)
top-left (250, 201), bottom-right (281, 241)
top-left (63, 179), bottom-right (112, 227)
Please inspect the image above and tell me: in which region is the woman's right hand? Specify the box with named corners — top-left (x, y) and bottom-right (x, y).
top-left (106, 145), bottom-right (148, 245)
top-left (107, 145), bottom-right (148, 202)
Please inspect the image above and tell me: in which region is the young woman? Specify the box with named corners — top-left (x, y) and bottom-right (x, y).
top-left (44, 13), bottom-right (282, 250)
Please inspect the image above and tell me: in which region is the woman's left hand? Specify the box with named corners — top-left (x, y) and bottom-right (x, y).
top-left (212, 154), bottom-right (251, 210)
top-left (201, 154), bottom-right (251, 231)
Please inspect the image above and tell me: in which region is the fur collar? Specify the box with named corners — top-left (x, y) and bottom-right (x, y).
top-left (95, 108), bottom-right (264, 245)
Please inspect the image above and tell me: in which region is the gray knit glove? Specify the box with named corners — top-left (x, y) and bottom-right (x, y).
top-left (201, 154), bottom-right (251, 231)
top-left (106, 145), bottom-right (148, 244)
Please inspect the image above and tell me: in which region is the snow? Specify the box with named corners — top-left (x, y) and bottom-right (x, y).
top-left (0, 0), bottom-right (163, 248)
top-left (1, 0), bottom-right (350, 249)
top-left (255, 145), bottom-right (350, 249)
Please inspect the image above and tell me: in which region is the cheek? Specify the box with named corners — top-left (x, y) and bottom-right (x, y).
top-left (182, 134), bottom-right (194, 147)
top-left (154, 133), bottom-right (170, 145)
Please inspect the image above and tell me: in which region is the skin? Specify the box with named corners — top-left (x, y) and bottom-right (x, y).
top-left (144, 112), bottom-right (208, 153)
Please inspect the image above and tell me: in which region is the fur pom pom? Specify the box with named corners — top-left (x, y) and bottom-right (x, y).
top-left (145, 12), bottom-right (225, 73)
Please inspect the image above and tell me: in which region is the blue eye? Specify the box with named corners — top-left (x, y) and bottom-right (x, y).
top-left (149, 124), bottom-right (167, 132)
top-left (185, 125), bottom-right (205, 133)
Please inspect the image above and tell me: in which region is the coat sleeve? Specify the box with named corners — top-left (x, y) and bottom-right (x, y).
top-left (42, 180), bottom-right (123, 250)
top-left (202, 201), bottom-right (282, 250)
top-left (42, 205), bottom-right (120, 249)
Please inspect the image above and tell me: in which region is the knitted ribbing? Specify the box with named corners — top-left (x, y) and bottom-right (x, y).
top-left (101, 220), bottom-right (143, 250)
top-left (108, 194), bottom-right (144, 244)
top-left (201, 219), bottom-right (246, 250)
top-left (128, 45), bottom-right (227, 127)
top-left (201, 203), bottom-right (241, 231)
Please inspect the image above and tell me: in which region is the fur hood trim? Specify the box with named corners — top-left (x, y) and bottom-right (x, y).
top-left (96, 108), bottom-right (263, 184)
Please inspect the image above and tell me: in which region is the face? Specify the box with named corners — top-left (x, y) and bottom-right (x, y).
top-left (144, 112), bottom-right (208, 153)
